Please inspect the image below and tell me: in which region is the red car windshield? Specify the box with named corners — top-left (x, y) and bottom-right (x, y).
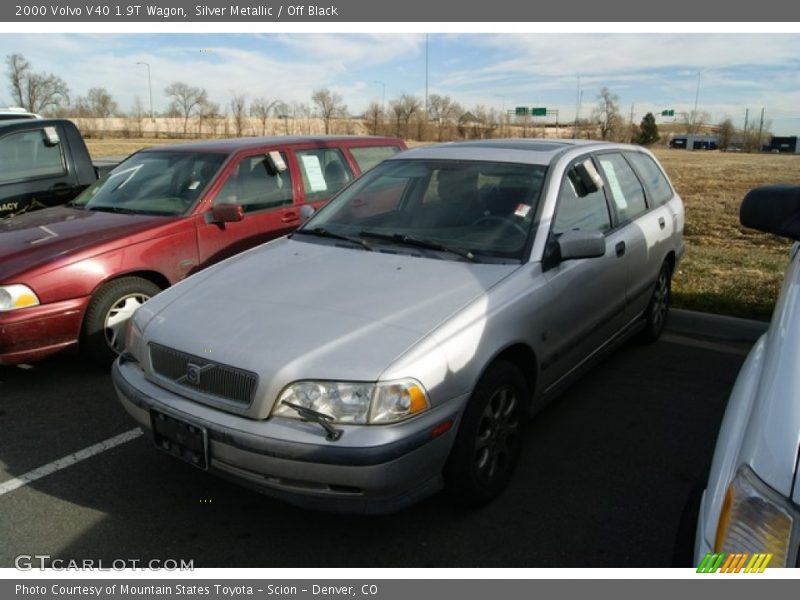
top-left (70, 151), bottom-right (227, 216)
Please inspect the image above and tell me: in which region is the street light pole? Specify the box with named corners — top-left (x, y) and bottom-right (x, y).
top-left (373, 80), bottom-right (385, 114)
top-left (372, 80), bottom-right (386, 134)
top-left (495, 94), bottom-right (505, 137)
top-left (573, 75), bottom-right (581, 139)
top-left (136, 61), bottom-right (154, 123)
top-left (692, 71), bottom-right (701, 134)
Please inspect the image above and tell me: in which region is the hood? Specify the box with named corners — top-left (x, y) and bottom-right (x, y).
top-left (0, 206), bottom-right (174, 281)
top-left (141, 237), bottom-right (518, 417)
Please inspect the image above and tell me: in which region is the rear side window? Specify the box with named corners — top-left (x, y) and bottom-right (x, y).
top-left (348, 145), bottom-right (402, 172)
top-left (0, 129), bottom-right (65, 183)
top-left (597, 153), bottom-right (647, 222)
top-left (625, 152), bottom-right (674, 207)
top-left (296, 148), bottom-right (354, 201)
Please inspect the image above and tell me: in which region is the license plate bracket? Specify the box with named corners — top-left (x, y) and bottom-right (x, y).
top-left (150, 410), bottom-right (209, 470)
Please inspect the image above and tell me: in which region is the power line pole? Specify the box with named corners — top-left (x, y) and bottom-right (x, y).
top-left (629, 103), bottom-right (635, 143)
top-left (424, 33), bottom-right (429, 116)
top-left (757, 107), bottom-right (765, 151)
top-left (573, 75), bottom-right (581, 139)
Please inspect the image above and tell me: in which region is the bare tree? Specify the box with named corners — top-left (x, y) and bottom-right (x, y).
top-left (229, 93), bottom-right (248, 137)
top-left (293, 101), bottom-right (312, 134)
top-left (197, 99), bottom-right (220, 138)
top-left (389, 93), bottom-right (421, 139)
top-left (743, 119), bottom-right (772, 153)
top-left (165, 81), bottom-right (208, 136)
top-left (250, 96), bottom-right (279, 135)
top-left (130, 96), bottom-right (147, 138)
top-left (311, 88), bottom-right (347, 134)
top-left (274, 101), bottom-right (293, 135)
top-left (681, 109), bottom-right (711, 135)
top-left (363, 101), bottom-right (385, 135)
top-left (75, 87), bottom-right (118, 118)
top-left (592, 87), bottom-right (623, 141)
top-left (717, 118), bottom-right (736, 151)
top-left (5, 53), bottom-right (69, 113)
top-left (427, 94), bottom-right (463, 141)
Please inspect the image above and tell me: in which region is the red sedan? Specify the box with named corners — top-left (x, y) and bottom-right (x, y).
top-left (0, 135), bottom-right (405, 366)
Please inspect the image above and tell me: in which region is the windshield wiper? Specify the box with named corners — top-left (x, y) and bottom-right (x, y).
top-left (86, 206), bottom-right (139, 215)
top-left (280, 401), bottom-right (343, 441)
top-left (292, 227), bottom-right (373, 251)
top-left (358, 231), bottom-right (477, 262)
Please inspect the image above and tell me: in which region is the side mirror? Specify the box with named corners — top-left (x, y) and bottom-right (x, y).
top-left (740, 185), bottom-right (800, 241)
top-left (210, 202), bottom-right (244, 224)
top-left (570, 159), bottom-right (604, 197)
top-left (557, 229), bottom-right (606, 261)
top-left (299, 204), bottom-right (316, 222)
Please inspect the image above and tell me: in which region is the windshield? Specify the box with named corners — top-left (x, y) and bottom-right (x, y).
top-left (302, 159), bottom-right (547, 261)
top-left (70, 151), bottom-right (227, 216)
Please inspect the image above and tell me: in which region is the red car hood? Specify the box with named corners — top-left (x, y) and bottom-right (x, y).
top-left (0, 206), bottom-right (176, 281)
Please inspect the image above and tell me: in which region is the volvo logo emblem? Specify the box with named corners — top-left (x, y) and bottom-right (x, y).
top-left (187, 363), bottom-right (203, 385)
top-left (178, 362), bottom-right (215, 386)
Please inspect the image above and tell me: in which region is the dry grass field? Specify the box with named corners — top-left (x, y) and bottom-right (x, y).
top-left (652, 149), bottom-right (800, 320)
top-left (85, 139), bottom-right (800, 321)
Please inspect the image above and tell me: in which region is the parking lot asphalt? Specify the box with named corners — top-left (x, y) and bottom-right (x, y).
top-left (0, 322), bottom-right (751, 568)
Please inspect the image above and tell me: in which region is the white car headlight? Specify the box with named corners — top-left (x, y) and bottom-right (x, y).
top-left (273, 379), bottom-right (429, 425)
top-left (124, 316), bottom-right (145, 363)
top-left (0, 284), bottom-right (40, 312)
top-left (715, 465), bottom-right (800, 566)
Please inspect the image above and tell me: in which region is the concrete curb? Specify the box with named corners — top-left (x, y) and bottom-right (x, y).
top-left (667, 308), bottom-right (768, 343)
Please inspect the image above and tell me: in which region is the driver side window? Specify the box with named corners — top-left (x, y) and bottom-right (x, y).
top-left (213, 153), bottom-right (293, 213)
top-left (553, 161), bottom-right (612, 236)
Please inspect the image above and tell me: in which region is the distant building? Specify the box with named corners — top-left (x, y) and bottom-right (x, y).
top-left (767, 136), bottom-right (800, 153)
top-left (669, 134), bottom-right (718, 150)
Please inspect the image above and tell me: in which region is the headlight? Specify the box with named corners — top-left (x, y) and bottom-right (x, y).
top-left (0, 284), bottom-right (40, 312)
top-left (714, 465), bottom-right (800, 566)
top-left (273, 379), bottom-right (429, 425)
top-left (125, 316), bottom-right (145, 362)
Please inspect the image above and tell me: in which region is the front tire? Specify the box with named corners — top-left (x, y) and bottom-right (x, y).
top-left (444, 360), bottom-right (528, 506)
top-left (80, 277), bottom-right (161, 367)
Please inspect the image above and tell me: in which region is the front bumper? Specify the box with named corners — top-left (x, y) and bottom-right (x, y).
top-left (0, 297), bottom-right (87, 365)
top-left (113, 359), bottom-right (467, 514)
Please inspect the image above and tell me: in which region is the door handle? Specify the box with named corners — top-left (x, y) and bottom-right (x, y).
top-left (281, 211), bottom-right (299, 223)
top-left (615, 241), bottom-right (626, 257)
top-left (658, 216), bottom-right (666, 230)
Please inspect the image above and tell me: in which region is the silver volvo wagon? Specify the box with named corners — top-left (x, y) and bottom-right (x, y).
top-left (113, 140), bottom-right (684, 513)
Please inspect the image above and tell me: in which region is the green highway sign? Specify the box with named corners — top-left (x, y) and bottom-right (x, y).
top-left (531, 107), bottom-right (547, 116)
top-left (515, 106), bottom-right (529, 116)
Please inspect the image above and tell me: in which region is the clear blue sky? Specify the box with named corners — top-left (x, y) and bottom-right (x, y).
top-left (2, 33), bottom-right (799, 134)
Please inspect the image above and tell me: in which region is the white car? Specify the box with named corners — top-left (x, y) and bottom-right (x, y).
top-left (0, 107), bottom-right (41, 120)
top-left (695, 185), bottom-right (800, 567)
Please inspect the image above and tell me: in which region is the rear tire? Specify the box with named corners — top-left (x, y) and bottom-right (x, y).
top-left (80, 277), bottom-right (160, 367)
top-left (444, 361), bottom-right (528, 506)
top-left (640, 260), bottom-right (672, 342)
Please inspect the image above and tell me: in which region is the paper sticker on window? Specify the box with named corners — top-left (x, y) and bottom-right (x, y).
top-left (300, 154), bottom-right (327, 193)
top-left (514, 204), bottom-right (531, 218)
top-left (599, 159), bottom-right (628, 210)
